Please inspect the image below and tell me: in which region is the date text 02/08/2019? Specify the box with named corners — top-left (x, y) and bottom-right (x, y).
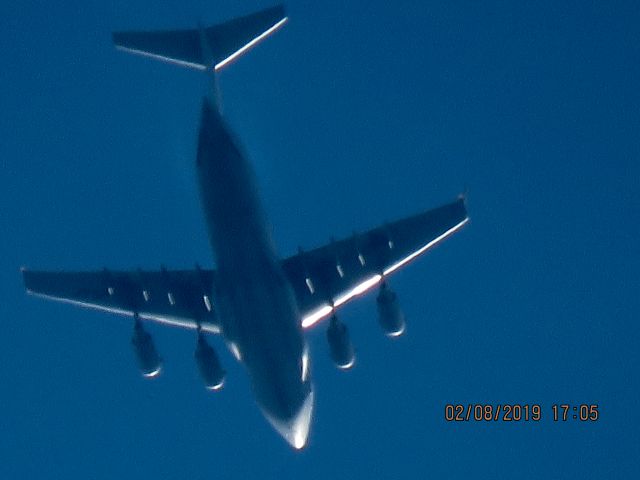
top-left (444, 404), bottom-right (599, 422)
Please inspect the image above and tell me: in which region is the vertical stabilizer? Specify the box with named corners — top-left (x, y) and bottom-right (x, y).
top-left (197, 24), bottom-right (221, 109)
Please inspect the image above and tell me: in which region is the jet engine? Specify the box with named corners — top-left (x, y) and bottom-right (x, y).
top-left (131, 319), bottom-right (162, 378)
top-left (195, 333), bottom-right (225, 390)
top-left (376, 282), bottom-right (406, 337)
top-left (327, 315), bottom-right (355, 369)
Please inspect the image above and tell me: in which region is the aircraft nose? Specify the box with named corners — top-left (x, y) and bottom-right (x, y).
top-left (263, 389), bottom-right (314, 449)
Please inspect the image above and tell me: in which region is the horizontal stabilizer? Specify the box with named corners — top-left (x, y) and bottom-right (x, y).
top-left (112, 4), bottom-right (287, 70)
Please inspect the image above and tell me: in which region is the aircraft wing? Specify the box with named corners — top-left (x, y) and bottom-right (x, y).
top-left (281, 197), bottom-right (469, 328)
top-left (23, 198), bottom-right (467, 332)
top-left (22, 268), bottom-right (221, 333)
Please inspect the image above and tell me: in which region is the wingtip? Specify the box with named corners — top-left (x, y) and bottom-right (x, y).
top-left (20, 267), bottom-right (40, 295)
top-left (272, 3), bottom-right (288, 17)
top-left (457, 187), bottom-right (470, 214)
top-left (112, 31), bottom-right (128, 50)
top-left (21, 267), bottom-right (33, 293)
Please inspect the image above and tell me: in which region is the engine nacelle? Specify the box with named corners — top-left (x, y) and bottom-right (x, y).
top-left (376, 283), bottom-right (406, 337)
top-left (327, 316), bottom-right (355, 369)
top-left (131, 320), bottom-right (162, 378)
top-left (195, 334), bottom-right (225, 390)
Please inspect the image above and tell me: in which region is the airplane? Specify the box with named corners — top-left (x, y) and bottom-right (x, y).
top-left (21, 4), bottom-right (469, 449)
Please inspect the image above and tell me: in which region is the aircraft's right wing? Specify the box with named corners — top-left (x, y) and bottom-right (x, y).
top-left (22, 268), bottom-right (220, 333)
top-left (281, 197), bottom-right (469, 328)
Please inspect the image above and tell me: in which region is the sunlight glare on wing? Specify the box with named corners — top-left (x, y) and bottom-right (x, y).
top-left (26, 292), bottom-right (221, 333)
top-left (301, 274), bottom-right (384, 328)
top-left (301, 304), bottom-right (333, 328)
top-left (333, 274), bottom-right (382, 308)
top-left (383, 218), bottom-right (469, 276)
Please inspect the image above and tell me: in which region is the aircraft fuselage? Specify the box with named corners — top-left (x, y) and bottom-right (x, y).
top-left (196, 98), bottom-right (313, 449)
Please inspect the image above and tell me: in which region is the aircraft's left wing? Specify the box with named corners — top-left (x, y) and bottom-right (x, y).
top-left (22, 268), bottom-right (221, 333)
top-left (281, 197), bottom-right (469, 328)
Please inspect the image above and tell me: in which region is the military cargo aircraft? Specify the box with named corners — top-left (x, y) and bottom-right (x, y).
top-left (22, 4), bottom-right (468, 449)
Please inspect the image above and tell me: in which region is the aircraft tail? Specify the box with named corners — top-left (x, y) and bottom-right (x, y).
top-left (112, 4), bottom-right (287, 71)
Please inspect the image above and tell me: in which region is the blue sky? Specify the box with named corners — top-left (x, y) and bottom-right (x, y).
top-left (1, 1), bottom-right (638, 478)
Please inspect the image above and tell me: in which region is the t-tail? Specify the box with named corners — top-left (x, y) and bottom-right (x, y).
top-left (112, 4), bottom-right (287, 71)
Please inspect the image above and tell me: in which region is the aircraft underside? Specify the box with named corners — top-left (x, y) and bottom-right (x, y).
top-left (22, 4), bottom-right (468, 449)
